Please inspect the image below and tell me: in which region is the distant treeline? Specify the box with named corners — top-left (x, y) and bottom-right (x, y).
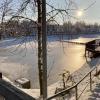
top-left (0, 20), bottom-right (100, 39)
top-left (47, 21), bottom-right (100, 35)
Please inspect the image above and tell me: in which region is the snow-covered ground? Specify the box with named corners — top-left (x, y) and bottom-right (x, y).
top-left (0, 35), bottom-right (100, 99)
top-left (0, 36), bottom-right (87, 88)
top-left (20, 58), bottom-right (100, 99)
top-left (5, 57), bottom-right (98, 100)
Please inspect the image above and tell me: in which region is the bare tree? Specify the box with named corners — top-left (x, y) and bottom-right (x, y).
top-left (0, 0), bottom-right (13, 39)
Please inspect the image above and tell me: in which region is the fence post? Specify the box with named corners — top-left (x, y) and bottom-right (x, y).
top-left (75, 86), bottom-right (78, 100)
top-left (90, 72), bottom-right (92, 91)
top-left (0, 73), bottom-right (2, 79)
top-left (96, 67), bottom-right (98, 75)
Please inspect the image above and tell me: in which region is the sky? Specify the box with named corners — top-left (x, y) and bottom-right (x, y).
top-left (74, 0), bottom-right (100, 24)
top-left (47, 0), bottom-right (100, 24)
top-left (0, 0), bottom-right (100, 24)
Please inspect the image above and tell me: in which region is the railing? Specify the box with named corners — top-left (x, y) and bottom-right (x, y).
top-left (47, 66), bottom-right (98, 100)
top-left (0, 74), bottom-right (36, 100)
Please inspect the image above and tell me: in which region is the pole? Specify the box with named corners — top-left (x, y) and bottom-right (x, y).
top-left (90, 72), bottom-right (92, 91)
top-left (37, 0), bottom-right (47, 99)
top-left (42, 0), bottom-right (47, 99)
top-left (37, 0), bottom-right (43, 96)
top-left (75, 86), bottom-right (78, 100)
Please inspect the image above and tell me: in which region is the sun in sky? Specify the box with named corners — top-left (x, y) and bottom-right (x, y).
top-left (76, 10), bottom-right (83, 17)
